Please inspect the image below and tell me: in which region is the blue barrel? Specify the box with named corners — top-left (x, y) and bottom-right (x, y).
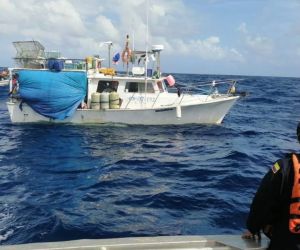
top-left (48, 59), bottom-right (64, 71)
top-left (146, 68), bottom-right (152, 77)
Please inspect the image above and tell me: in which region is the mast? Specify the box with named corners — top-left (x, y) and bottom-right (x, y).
top-left (145, 0), bottom-right (149, 79)
top-left (144, 0), bottom-right (149, 106)
top-left (152, 45), bottom-right (163, 78)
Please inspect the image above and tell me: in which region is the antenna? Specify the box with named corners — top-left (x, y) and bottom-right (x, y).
top-left (132, 30), bottom-right (135, 52)
top-left (145, 0), bottom-right (149, 78)
top-left (104, 41), bottom-right (113, 68)
top-left (152, 45), bottom-right (163, 77)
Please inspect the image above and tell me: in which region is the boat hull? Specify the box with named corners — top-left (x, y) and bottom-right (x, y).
top-left (0, 79), bottom-right (9, 86)
top-left (7, 96), bottom-right (239, 125)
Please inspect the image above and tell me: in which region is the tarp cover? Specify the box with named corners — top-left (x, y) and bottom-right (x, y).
top-left (19, 70), bottom-right (87, 120)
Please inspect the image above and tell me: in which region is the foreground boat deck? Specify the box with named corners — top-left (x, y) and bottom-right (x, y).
top-left (0, 235), bottom-right (268, 250)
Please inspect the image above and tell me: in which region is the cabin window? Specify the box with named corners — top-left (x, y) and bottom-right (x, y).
top-left (97, 80), bottom-right (119, 93)
top-left (125, 81), bottom-right (154, 93)
top-left (125, 82), bottom-right (138, 92)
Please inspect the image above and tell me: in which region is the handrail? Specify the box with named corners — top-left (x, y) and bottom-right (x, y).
top-left (174, 79), bottom-right (241, 96)
top-left (151, 92), bottom-right (162, 108)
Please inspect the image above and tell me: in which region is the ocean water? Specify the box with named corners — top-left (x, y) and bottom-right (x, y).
top-left (0, 74), bottom-right (300, 245)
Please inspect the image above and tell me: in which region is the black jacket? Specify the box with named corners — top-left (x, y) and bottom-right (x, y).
top-left (247, 154), bottom-right (300, 250)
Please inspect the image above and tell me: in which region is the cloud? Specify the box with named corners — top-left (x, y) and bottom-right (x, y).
top-left (42, 0), bottom-right (86, 35)
top-left (2, 0), bottom-right (298, 76)
top-left (168, 37), bottom-right (244, 62)
top-left (238, 22), bottom-right (247, 34)
top-left (238, 22), bottom-right (274, 56)
top-left (0, 0), bottom-right (236, 60)
top-left (151, 4), bottom-right (166, 17)
top-left (95, 15), bottom-right (120, 42)
top-left (0, 0), bottom-right (86, 42)
top-left (0, 1), bottom-right (27, 34)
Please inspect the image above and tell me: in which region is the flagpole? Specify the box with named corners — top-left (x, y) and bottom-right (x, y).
top-left (145, 0), bottom-right (149, 77)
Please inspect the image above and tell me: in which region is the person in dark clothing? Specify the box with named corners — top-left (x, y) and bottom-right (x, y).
top-left (242, 123), bottom-right (300, 250)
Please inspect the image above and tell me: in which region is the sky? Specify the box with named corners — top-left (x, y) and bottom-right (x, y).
top-left (0, 0), bottom-right (299, 77)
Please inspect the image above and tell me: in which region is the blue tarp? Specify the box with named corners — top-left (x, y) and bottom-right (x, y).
top-left (19, 70), bottom-right (87, 120)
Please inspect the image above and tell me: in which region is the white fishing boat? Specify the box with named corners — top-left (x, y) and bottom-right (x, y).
top-left (0, 79), bottom-right (9, 86)
top-left (0, 67), bottom-right (9, 86)
top-left (6, 40), bottom-right (241, 125)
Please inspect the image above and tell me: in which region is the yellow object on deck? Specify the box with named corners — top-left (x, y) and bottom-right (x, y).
top-left (100, 92), bottom-right (109, 109)
top-left (99, 68), bottom-right (115, 76)
top-left (86, 56), bottom-right (93, 69)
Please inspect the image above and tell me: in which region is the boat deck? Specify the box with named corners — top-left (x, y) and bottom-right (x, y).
top-left (0, 235), bottom-right (268, 250)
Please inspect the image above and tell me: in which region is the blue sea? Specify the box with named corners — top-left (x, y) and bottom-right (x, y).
top-left (0, 74), bottom-right (300, 245)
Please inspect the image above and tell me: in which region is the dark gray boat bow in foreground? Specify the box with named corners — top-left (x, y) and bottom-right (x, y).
top-left (0, 235), bottom-right (268, 250)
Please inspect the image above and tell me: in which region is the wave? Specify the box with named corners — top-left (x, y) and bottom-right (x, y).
top-left (1, 75), bottom-right (300, 244)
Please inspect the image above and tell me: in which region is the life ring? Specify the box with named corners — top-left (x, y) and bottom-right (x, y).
top-left (122, 48), bottom-right (132, 64)
top-left (122, 34), bottom-right (131, 64)
top-left (97, 59), bottom-right (101, 69)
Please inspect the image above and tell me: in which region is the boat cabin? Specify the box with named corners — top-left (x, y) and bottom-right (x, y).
top-left (87, 74), bottom-right (172, 109)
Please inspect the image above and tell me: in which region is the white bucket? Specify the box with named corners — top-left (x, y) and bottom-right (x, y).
top-left (100, 92), bottom-right (109, 109)
top-left (109, 92), bottom-right (120, 109)
top-left (91, 92), bottom-right (101, 110)
top-left (91, 103), bottom-right (101, 110)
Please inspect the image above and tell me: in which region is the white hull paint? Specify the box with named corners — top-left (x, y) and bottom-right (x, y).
top-left (7, 96), bottom-right (239, 125)
top-left (0, 79), bottom-right (9, 86)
